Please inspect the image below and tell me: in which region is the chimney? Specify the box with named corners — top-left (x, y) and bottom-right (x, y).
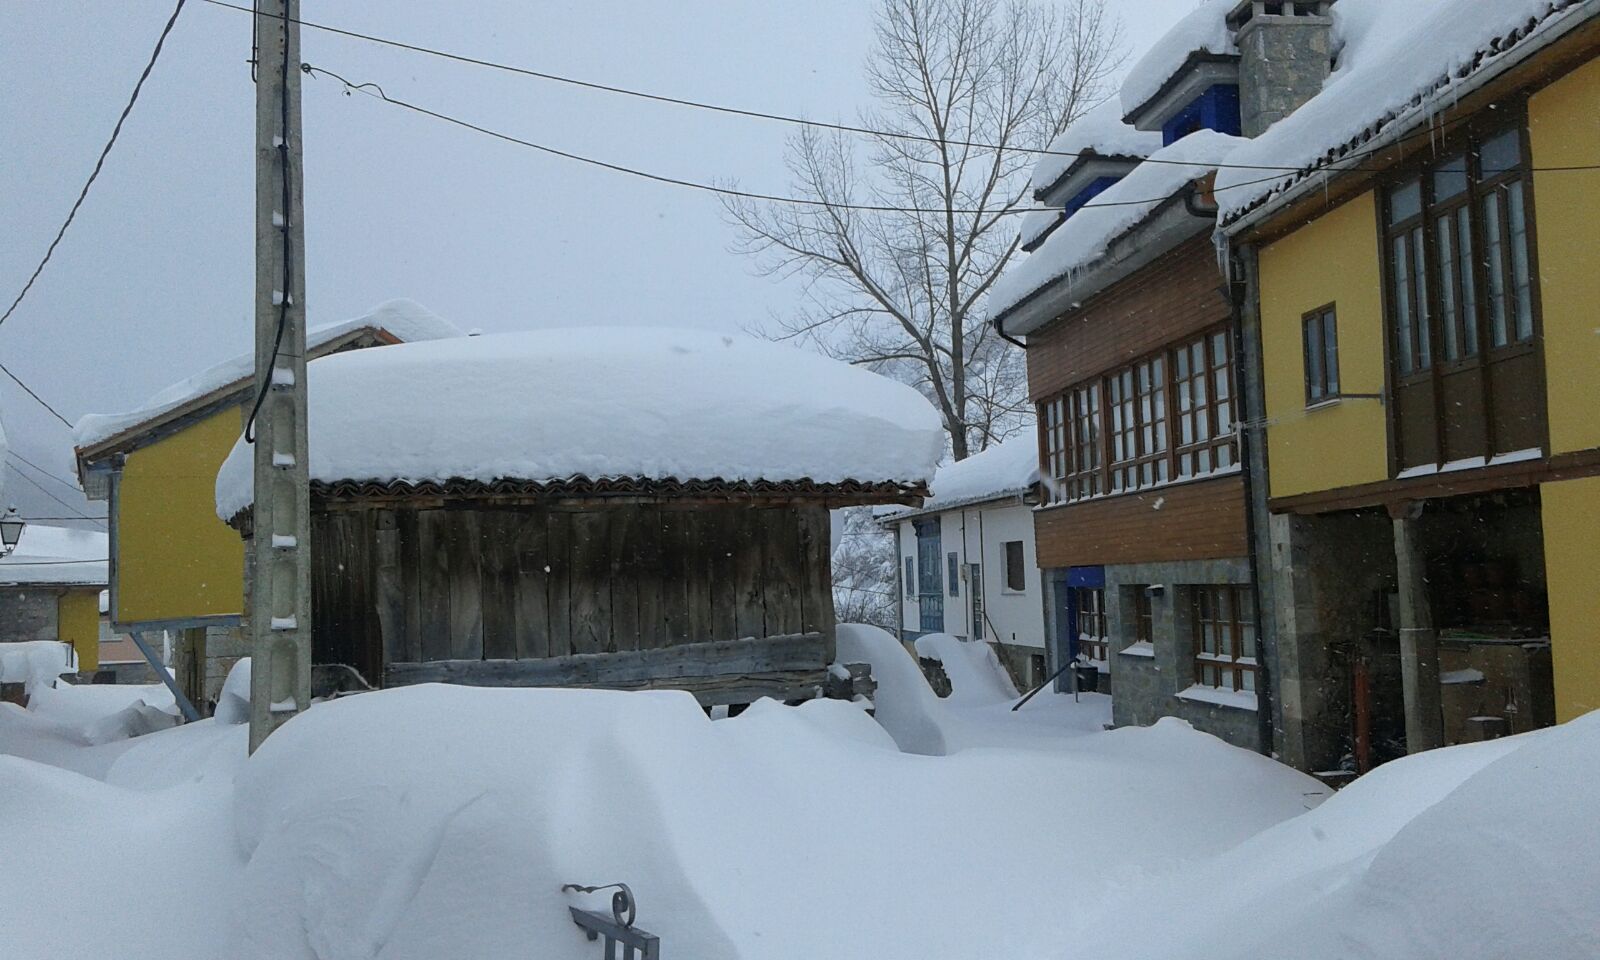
top-left (1228, 1), bottom-right (1338, 138)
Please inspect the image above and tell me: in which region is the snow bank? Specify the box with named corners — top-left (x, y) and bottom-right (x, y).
top-left (74, 299), bottom-right (462, 450)
top-left (0, 523), bottom-right (107, 586)
top-left (837, 622), bottom-right (950, 754)
top-left (1216, 0), bottom-right (1591, 220)
top-left (0, 640), bottom-right (76, 695)
top-left (991, 130), bottom-right (1245, 318)
top-left (889, 432), bottom-right (1040, 517)
top-left (1119, 0), bottom-right (1238, 118)
top-left (215, 328), bottom-right (945, 519)
top-left (914, 633), bottom-right (1019, 703)
top-left (214, 657), bottom-right (251, 725)
top-left (1031, 99), bottom-right (1165, 193)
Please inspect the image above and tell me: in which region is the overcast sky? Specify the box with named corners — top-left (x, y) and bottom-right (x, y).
top-left (0, 0), bottom-right (1201, 524)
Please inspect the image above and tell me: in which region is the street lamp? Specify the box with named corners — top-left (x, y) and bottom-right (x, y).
top-left (0, 507), bottom-right (26, 557)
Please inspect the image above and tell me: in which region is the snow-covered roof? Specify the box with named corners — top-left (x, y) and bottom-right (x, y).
top-left (1031, 100), bottom-right (1164, 197)
top-left (881, 433), bottom-right (1040, 521)
top-left (0, 524), bottom-right (108, 587)
top-left (1120, 0), bottom-right (1239, 120)
top-left (1217, 0), bottom-right (1597, 223)
top-left (991, 129), bottom-right (1245, 321)
top-left (74, 300), bottom-right (462, 452)
top-left (215, 328), bottom-right (945, 519)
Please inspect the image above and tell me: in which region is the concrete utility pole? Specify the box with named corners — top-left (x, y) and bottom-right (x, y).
top-left (1391, 501), bottom-right (1444, 754)
top-left (248, 0), bottom-right (312, 754)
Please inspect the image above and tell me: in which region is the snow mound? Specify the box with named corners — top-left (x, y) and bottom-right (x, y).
top-left (1119, 0), bottom-right (1238, 118)
top-left (889, 433), bottom-right (1040, 517)
top-left (992, 129), bottom-right (1245, 320)
top-left (1217, 0), bottom-right (1591, 220)
top-left (914, 633), bottom-right (1019, 704)
top-left (214, 657), bottom-right (251, 725)
top-left (1031, 99), bottom-right (1165, 194)
top-left (0, 641), bottom-right (76, 695)
top-left (837, 623), bottom-right (950, 755)
top-left (75, 299), bottom-right (462, 450)
top-left (215, 327), bottom-right (945, 519)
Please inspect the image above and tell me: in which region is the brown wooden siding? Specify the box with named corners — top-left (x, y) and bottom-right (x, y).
top-left (1034, 474), bottom-right (1248, 568)
top-left (1025, 234), bottom-right (1231, 401)
top-left (307, 503), bottom-right (836, 686)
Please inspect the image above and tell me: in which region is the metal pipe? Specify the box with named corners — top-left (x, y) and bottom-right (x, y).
top-left (1011, 655), bottom-right (1076, 711)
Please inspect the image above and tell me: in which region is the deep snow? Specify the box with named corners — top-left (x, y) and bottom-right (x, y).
top-left (3, 638), bottom-right (1597, 960)
top-left (215, 328), bottom-right (946, 519)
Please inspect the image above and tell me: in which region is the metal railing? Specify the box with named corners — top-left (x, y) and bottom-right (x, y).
top-left (562, 883), bottom-right (660, 959)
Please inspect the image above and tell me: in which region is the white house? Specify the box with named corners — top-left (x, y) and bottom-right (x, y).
top-left (882, 434), bottom-right (1048, 689)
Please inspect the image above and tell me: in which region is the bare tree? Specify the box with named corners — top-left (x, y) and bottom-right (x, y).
top-left (726, 0), bottom-right (1122, 460)
top-left (832, 506), bottom-right (902, 631)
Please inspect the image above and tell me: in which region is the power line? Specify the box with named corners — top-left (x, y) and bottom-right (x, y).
top-left (7, 450), bottom-right (88, 500)
top-left (4, 456), bottom-right (104, 529)
top-left (0, 0), bottom-right (190, 328)
top-left (192, 0), bottom-right (1423, 177)
top-left (0, 361), bottom-right (75, 428)
top-left (304, 66), bottom-right (1295, 216)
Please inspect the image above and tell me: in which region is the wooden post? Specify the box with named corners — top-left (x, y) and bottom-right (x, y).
top-left (1391, 502), bottom-right (1443, 754)
top-left (249, 0), bottom-right (312, 753)
top-left (172, 626), bottom-right (209, 717)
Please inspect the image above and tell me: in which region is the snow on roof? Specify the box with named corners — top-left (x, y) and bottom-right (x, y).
top-left (882, 433), bottom-right (1040, 520)
top-left (1119, 0), bottom-right (1239, 119)
top-left (1216, 0), bottom-right (1595, 222)
top-left (73, 299), bottom-right (462, 451)
top-left (0, 524), bottom-right (108, 587)
top-left (1031, 100), bottom-right (1165, 195)
top-left (215, 327), bottom-right (945, 519)
top-left (991, 129), bottom-right (1245, 319)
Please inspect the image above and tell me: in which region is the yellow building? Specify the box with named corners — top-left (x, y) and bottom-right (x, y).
top-left (0, 523), bottom-right (109, 675)
top-left (73, 300), bottom-right (459, 701)
top-left (1220, 2), bottom-right (1600, 772)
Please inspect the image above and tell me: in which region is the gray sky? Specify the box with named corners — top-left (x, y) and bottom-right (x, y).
top-left (0, 0), bottom-right (1200, 525)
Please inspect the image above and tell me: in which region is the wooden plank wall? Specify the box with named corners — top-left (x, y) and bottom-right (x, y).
top-left (310, 503), bottom-right (837, 685)
top-left (1033, 474), bottom-right (1249, 568)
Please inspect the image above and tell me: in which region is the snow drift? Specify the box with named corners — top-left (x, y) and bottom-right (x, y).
top-left (215, 327), bottom-right (945, 519)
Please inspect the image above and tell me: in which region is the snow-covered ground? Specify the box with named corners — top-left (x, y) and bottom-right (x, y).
top-left (2, 630), bottom-right (1596, 960)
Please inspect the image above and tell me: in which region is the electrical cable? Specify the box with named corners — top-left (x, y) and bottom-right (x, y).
top-left (0, 361), bottom-right (74, 428)
top-left (0, 0), bottom-right (189, 328)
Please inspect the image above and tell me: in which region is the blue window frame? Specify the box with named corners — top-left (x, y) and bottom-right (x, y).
top-left (1162, 84), bottom-right (1241, 145)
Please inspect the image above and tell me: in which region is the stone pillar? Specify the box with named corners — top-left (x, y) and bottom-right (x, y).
top-left (1231, 0), bottom-right (1338, 138)
top-left (1391, 505), bottom-right (1444, 753)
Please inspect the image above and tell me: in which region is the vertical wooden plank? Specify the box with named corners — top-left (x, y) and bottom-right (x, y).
top-left (397, 509), bottom-right (423, 666)
top-left (797, 506), bottom-right (836, 635)
top-left (418, 509), bottom-right (453, 663)
top-left (479, 511), bottom-right (519, 660)
top-left (705, 510), bottom-right (739, 643)
top-left (446, 511), bottom-right (484, 660)
top-left (661, 510), bottom-right (695, 646)
top-left (569, 510), bottom-right (612, 654)
top-left (761, 508), bottom-right (803, 636)
top-left (374, 508), bottom-right (405, 675)
top-left (546, 511), bottom-right (573, 656)
top-left (608, 508), bottom-right (642, 653)
top-left (633, 507), bottom-right (666, 650)
top-left (733, 508), bottom-right (767, 640)
top-left (513, 511), bottom-right (551, 660)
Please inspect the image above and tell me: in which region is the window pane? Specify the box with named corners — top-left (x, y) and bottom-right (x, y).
top-left (1457, 207), bottom-right (1479, 356)
top-left (1389, 179), bottom-right (1422, 223)
top-left (1305, 315), bottom-right (1324, 400)
top-left (1393, 233), bottom-right (1416, 373)
top-left (1437, 217), bottom-right (1460, 361)
top-left (1507, 181), bottom-right (1534, 342)
top-left (1480, 129), bottom-right (1520, 178)
top-left (1411, 226), bottom-right (1431, 370)
top-left (1483, 193), bottom-right (1509, 347)
top-left (1323, 310), bottom-right (1340, 395)
top-left (1005, 541), bottom-right (1025, 592)
top-left (1433, 155), bottom-right (1468, 199)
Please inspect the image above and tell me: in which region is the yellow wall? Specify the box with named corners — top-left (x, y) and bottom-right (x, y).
top-left (1258, 190), bottom-right (1391, 498)
top-left (115, 407), bottom-right (245, 625)
top-left (57, 589), bottom-right (101, 673)
top-left (1529, 56), bottom-right (1600, 456)
top-left (1543, 475), bottom-right (1600, 721)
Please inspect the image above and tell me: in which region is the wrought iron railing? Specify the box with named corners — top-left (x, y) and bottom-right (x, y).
top-left (562, 882), bottom-right (660, 959)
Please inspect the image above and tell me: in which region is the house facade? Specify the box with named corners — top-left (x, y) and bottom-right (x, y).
top-left (1218, 0), bottom-right (1600, 771)
top-left (73, 300), bottom-right (459, 705)
top-left (884, 434), bottom-right (1050, 689)
top-left (0, 524), bottom-right (108, 676)
top-left (986, 0), bottom-right (1342, 751)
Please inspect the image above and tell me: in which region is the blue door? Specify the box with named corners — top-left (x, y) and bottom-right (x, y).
top-left (915, 519), bottom-right (945, 633)
top-left (1054, 566), bottom-right (1105, 690)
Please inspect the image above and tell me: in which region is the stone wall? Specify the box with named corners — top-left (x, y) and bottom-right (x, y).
top-left (1237, 13), bottom-right (1335, 139)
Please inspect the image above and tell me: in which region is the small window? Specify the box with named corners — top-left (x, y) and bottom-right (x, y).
top-left (947, 552), bottom-right (960, 598)
top-left (969, 563), bottom-right (984, 639)
top-left (1131, 587), bottom-right (1153, 644)
top-left (904, 557), bottom-right (915, 599)
top-left (1192, 585), bottom-right (1257, 693)
top-left (1075, 588), bottom-right (1108, 663)
top-left (1004, 541), bottom-right (1026, 593)
top-left (1303, 306), bottom-right (1341, 404)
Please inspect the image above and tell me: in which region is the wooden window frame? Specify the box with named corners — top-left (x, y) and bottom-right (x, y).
top-left (1302, 304), bottom-right (1341, 405)
top-left (1075, 587), bottom-right (1108, 664)
top-left (1037, 324), bottom-right (1238, 505)
top-left (1378, 108), bottom-right (1548, 472)
top-left (1191, 584), bottom-right (1256, 692)
top-left (1131, 586), bottom-right (1153, 645)
top-left (1003, 540), bottom-right (1027, 593)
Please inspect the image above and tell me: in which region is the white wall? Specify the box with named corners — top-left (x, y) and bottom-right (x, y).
top-left (893, 500), bottom-right (1045, 649)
